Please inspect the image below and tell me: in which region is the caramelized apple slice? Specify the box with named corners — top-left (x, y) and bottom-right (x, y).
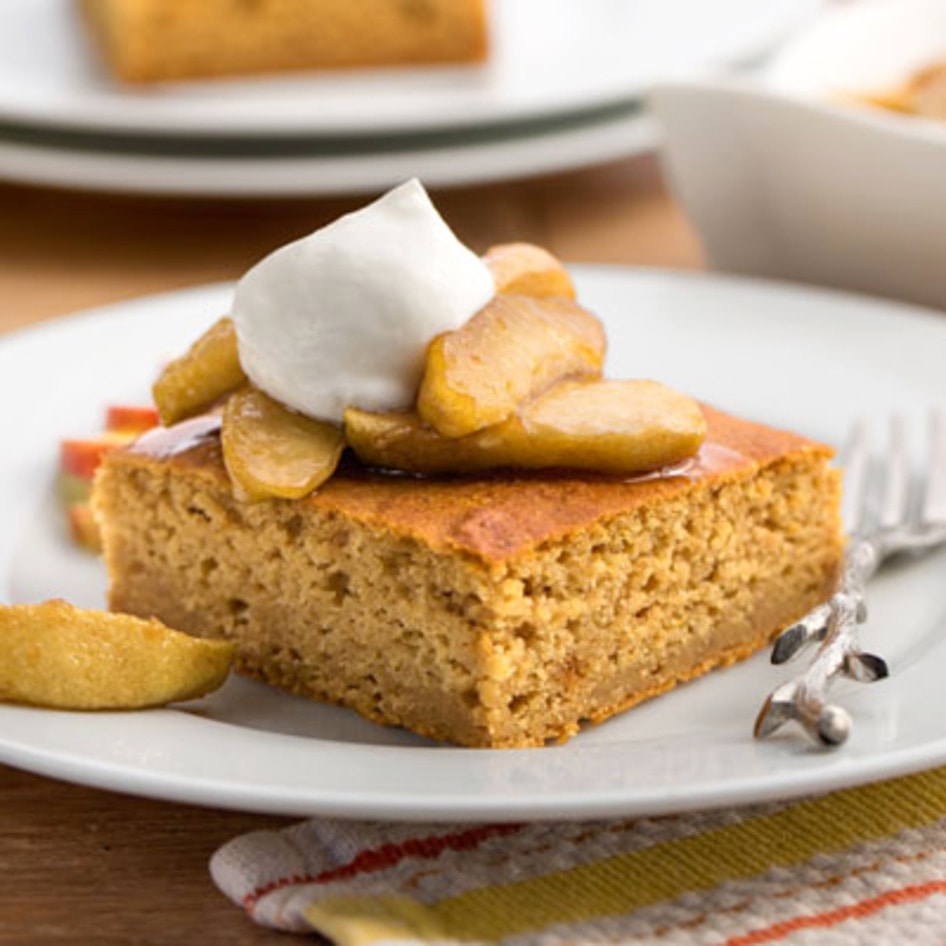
top-left (483, 243), bottom-right (576, 300)
top-left (509, 378), bottom-right (706, 472)
top-left (0, 599), bottom-right (233, 709)
top-left (345, 408), bottom-right (481, 473)
top-left (417, 294), bottom-right (606, 438)
top-left (347, 379), bottom-right (705, 475)
top-left (222, 386), bottom-right (344, 502)
top-left (153, 316), bottom-right (246, 426)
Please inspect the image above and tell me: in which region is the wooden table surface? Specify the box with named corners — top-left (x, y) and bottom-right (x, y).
top-left (0, 157), bottom-right (702, 945)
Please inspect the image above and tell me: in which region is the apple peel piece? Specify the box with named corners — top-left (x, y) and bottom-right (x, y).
top-left (153, 316), bottom-right (246, 426)
top-left (483, 243), bottom-right (576, 300)
top-left (105, 404), bottom-right (160, 435)
top-left (0, 599), bottom-right (233, 710)
top-left (60, 432), bottom-right (137, 480)
top-left (347, 379), bottom-right (706, 476)
top-left (416, 294), bottom-right (606, 438)
top-left (222, 385), bottom-right (345, 502)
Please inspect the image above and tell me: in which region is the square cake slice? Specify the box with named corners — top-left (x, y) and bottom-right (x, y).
top-left (79, 0), bottom-right (489, 83)
top-left (93, 405), bottom-right (842, 748)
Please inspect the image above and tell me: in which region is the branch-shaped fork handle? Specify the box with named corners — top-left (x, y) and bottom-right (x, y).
top-left (754, 540), bottom-right (886, 746)
top-left (754, 413), bottom-right (946, 747)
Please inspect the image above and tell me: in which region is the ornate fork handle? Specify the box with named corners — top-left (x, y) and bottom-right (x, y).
top-left (755, 412), bottom-right (946, 747)
top-left (753, 538), bottom-right (888, 746)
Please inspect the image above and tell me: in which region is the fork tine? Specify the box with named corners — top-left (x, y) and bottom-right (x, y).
top-left (841, 419), bottom-right (871, 536)
top-left (921, 409), bottom-right (946, 526)
top-left (879, 414), bottom-right (910, 531)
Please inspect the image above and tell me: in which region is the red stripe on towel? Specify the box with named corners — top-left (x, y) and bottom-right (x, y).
top-left (243, 822), bottom-right (523, 912)
top-left (723, 879), bottom-right (946, 946)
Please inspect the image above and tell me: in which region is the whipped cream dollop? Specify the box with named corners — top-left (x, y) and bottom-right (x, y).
top-left (232, 179), bottom-right (495, 423)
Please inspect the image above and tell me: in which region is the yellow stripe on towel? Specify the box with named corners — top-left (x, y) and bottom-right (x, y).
top-left (305, 767), bottom-right (946, 945)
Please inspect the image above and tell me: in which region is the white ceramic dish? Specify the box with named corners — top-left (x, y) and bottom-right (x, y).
top-left (0, 0), bottom-right (820, 137)
top-left (652, 0), bottom-right (946, 311)
top-left (3, 267), bottom-right (946, 820)
top-left (0, 109), bottom-right (655, 197)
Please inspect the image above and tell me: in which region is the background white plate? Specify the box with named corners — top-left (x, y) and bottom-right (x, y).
top-left (0, 0), bottom-right (821, 137)
top-left (2, 267), bottom-right (946, 820)
top-left (0, 109), bottom-right (655, 197)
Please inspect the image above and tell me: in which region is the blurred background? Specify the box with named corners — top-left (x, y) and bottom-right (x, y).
top-left (0, 0), bottom-right (829, 328)
top-left (5, 0), bottom-right (942, 327)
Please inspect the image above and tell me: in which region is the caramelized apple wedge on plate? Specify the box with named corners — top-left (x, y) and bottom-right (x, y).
top-left (0, 599), bottom-right (233, 710)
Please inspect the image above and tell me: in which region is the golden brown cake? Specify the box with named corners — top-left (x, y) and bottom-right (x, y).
top-left (79, 0), bottom-right (489, 83)
top-left (93, 405), bottom-right (843, 748)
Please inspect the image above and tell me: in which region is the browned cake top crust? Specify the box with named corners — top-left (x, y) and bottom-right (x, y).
top-left (115, 405), bottom-right (832, 563)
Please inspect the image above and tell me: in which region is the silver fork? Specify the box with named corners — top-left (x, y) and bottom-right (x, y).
top-left (754, 411), bottom-right (946, 747)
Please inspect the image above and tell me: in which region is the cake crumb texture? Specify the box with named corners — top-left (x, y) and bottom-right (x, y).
top-left (94, 408), bottom-right (842, 747)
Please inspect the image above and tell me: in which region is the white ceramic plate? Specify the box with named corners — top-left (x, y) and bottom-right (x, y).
top-left (0, 0), bottom-right (821, 137)
top-left (0, 109), bottom-right (655, 197)
top-left (3, 267), bottom-right (946, 821)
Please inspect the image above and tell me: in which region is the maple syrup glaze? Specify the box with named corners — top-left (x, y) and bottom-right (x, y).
top-left (655, 441), bottom-right (747, 481)
top-left (128, 414), bottom-right (746, 485)
top-left (130, 415), bottom-right (222, 459)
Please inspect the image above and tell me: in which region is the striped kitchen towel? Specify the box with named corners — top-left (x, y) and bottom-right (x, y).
top-left (211, 765), bottom-right (946, 944)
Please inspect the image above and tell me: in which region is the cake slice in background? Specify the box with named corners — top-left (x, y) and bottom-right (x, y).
top-left (78, 0), bottom-right (489, 83)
